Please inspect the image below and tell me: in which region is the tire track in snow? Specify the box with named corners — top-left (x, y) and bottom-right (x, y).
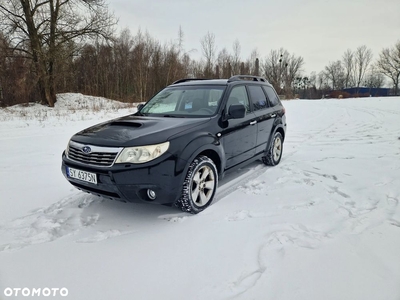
top-left (224, 224), bottom-right (332, 299)
top-left (215, 103), bottom-right (345, 202)
top-left (217, 101), bottom-right (400, 299)
top-left (0, 194), bottom-right (101, 252)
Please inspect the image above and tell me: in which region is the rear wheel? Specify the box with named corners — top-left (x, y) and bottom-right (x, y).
top-left (175, 156), bottom-right (218, 214)
top-left (263, 132), bottom-right (283, 166)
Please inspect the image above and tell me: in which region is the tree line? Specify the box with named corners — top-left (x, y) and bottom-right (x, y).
top-left (0, 1), bottom-right (399, 107)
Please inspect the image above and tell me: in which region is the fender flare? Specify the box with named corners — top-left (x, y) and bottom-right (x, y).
top-left (175, 134), bottom-right (225, 178)
top-left (265, 121), bottom-right (286, 153)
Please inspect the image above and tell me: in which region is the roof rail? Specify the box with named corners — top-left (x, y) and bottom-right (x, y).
top-left (172, 78), bottom-right (207, 85)
top-left (228, 75), bottom-right (268, 83)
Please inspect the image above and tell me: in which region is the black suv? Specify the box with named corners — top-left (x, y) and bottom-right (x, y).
top-left (61, 75), bottom-right (287, 214)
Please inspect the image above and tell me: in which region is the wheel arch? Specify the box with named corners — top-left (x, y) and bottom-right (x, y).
top-left (275, 126), bottom-right (285, 141)
top-left (197, 149), bottom-right (222, 175)
top-left (175, 135), bottom-right (225, 177)
top-left (266, 123), bottom-right (285, 153)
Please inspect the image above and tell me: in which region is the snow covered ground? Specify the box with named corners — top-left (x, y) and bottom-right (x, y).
top-left (0, 94), bottom-right (399, 300)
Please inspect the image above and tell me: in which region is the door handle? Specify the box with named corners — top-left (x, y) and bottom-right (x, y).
top-left (270, 114), bottom-right (276, 118)
top-left (250, 121), bottom-right (257, 125)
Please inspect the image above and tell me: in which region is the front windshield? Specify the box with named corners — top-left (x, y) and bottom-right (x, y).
top-left (139, 85), bottom-right (225, 117)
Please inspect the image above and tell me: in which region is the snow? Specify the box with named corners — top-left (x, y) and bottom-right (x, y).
top-left (0, 94), bottom-right (399, 300)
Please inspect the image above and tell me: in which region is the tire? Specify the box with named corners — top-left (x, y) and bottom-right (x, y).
top-left (262, 132), bottom-right (283, 166)
top-left (175, 156), bottom-right (218, 214)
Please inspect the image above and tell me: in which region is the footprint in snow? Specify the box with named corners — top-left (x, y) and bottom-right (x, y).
top-left (164, 217), bottom-right (188, 223)
top-left (78, 197), bottom-right (100, 208)
top-left (0, 195), bottom-right (101, 252)
top-left (266, 224), bottom-right (331, 249)
top-left (225, 224), bottom-right (330, 298)
top-left (75, 230), bottom-right (135, 243)
top-left (389, 219), bottom-right (400, 228)
top-left (282, 200), bottom-right (317, 211)
top-left (158, 213), bottom-right (189, 223)
top-left (81, 214), bottom-right (100, 227)
top-left (226, 210), bottom-right (270, 221)
top-left (239, 180), bottom-right (266, 195)
top-left (228, 269), bottom-right (265, 296)
top-left (0, 213), bottom-right (100, 252)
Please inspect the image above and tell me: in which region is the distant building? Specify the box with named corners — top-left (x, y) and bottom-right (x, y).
top-left (342, 87), bottom-right (391, 97)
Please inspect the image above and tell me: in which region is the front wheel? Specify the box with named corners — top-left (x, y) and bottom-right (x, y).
top-left (175, 156), bottom-right (218, 214)
top-left (262, 132), bottom-right (283, 166)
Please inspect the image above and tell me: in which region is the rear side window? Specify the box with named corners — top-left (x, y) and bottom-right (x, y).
top-left (247, 85), bottom-right (269, 111)
top-left (263, 86), bottom-right (280, 107)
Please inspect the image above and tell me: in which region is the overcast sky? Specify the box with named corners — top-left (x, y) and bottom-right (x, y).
top-left (108, 0), bottom-right (400, 75)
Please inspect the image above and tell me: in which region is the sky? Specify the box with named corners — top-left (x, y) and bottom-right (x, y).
top-left (108, 0), bottom-right (400, 75)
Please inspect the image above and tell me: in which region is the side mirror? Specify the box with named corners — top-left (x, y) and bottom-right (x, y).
top-left (137, 103), bottom-right (144, 111)
top-left (228, 104), bottom-right (246, 119)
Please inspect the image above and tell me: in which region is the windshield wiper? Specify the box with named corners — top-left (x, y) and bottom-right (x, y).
top-left (162, 114), bottom-right (185, 118)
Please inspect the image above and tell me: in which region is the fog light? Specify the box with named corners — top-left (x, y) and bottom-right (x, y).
top-left (147, 189), bottom-right (156, 200)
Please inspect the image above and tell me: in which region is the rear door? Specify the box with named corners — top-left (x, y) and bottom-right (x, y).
top-left (247, 85), bottom-right (276, 155)
top-left (221, 85), bottom-right (258, 169)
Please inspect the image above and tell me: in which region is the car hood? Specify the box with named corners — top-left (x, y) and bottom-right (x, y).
top-left (71, 115), bottom-right (210, 147)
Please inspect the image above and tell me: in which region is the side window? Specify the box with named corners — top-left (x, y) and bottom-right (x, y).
top-left (262, 86), bottom-right (280, 107)
top-left (248, 85), bottom-right (269, 111)
top-left (226, 86), bottom-right (250, 113)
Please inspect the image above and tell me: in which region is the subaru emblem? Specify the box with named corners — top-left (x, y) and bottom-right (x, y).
top-left (82, 146), bottom-right (91, 154)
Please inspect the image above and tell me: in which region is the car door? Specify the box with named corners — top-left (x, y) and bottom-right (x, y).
top-left (220, 85), bottom-right (258, 169)
top-left (246, 85), bottom-right (277, 155)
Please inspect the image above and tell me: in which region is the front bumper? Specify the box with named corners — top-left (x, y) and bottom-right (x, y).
top-left (61, 153), bottom-right (183, 205)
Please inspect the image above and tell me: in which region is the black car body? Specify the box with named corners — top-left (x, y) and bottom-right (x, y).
top-left (61, 75), bottom-right (287, 213)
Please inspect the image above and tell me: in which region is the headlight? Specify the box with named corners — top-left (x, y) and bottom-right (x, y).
top-left (115, 142), bottom-right (170, 164)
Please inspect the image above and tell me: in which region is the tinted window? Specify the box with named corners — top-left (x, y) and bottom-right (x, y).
top-left (263, 86), bottom-right (280, 107)
top-left (248, 85), bottom-right (269, 111)
top-left (226, 86), bottom-right (250, 113)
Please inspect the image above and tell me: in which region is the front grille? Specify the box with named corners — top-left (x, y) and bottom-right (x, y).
top-left (68, 143), bottom-right (120, 167)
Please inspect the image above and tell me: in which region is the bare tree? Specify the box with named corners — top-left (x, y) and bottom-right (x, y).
top-left (323, 60), bottom-right (345, 90)
top-left (364, 65), bottom-right (385, 90)
top-left (306, 71), bottom-right (320, 98)
top-left (353, 45), bottom-right (373, 93)
top-left (0, 31), bottom-right (37, 105)
top-left (317, 71), bottom-right (330, 94)
top-left (188, 58), bottom-right (204, 78)
top-left (262, 49), bottom-right (286, 93)
top-left (0, 32), bottom-right (7, 105)
top-left (114, 29), bottom-right (134, 100)
top-left (131, 30), bottom-right (157, 102)
top-left (376, 41), bottom-right (400, 96)
top-left (200, 31), bottom-right (216, 78)
top-left (217, 47), bottom-right (232, 78)
top-left (342, 49), bottom-right (354, 88)
top-left (0, 0), bottom-right (116, 106)
top-left (246, 48), bottom-right (260, 76)
top-left (231, 39), bottom-right (241, 75)
top-left (284, 53), bottom-right (304, 97)
top-left (262, 48), bottom-right (304, 97)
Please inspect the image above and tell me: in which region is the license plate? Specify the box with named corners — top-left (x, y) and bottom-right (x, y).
top-left (67, 167), bottom-right (97, 184)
